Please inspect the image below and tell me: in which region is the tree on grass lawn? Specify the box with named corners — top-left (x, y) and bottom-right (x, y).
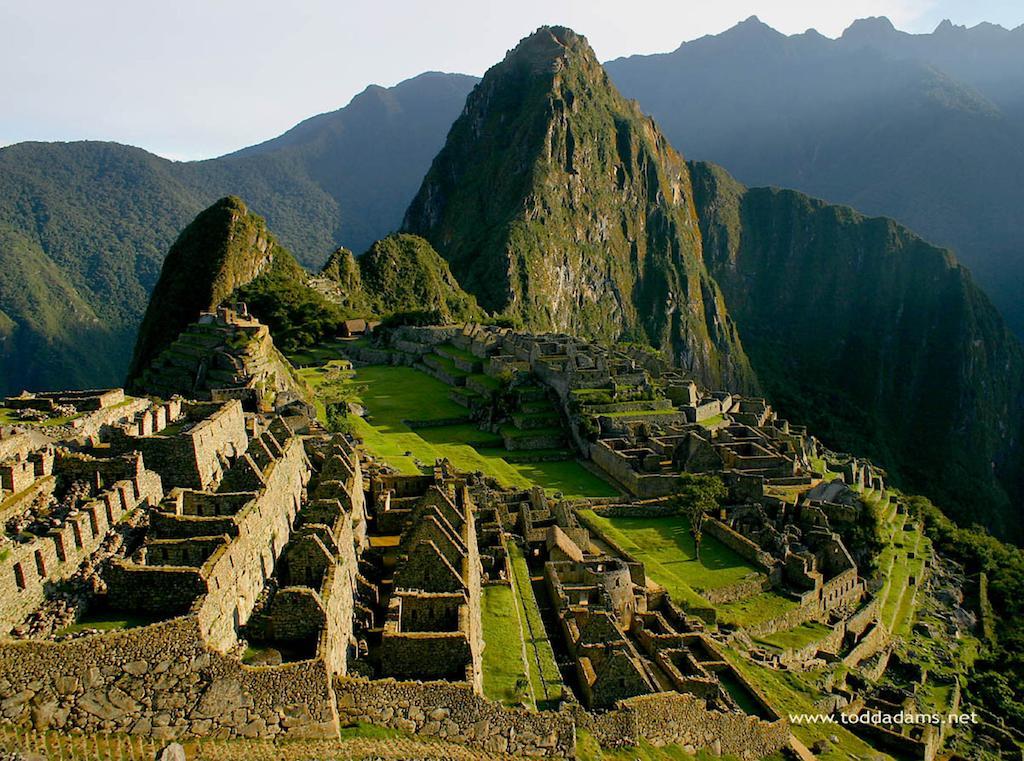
top-left (673, 473), bottom-right (727, 563)
top-left (319, 366), bottom-right (365, 434)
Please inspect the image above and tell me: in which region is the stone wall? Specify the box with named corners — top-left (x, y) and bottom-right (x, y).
top-left (702, 575), bottom-right (773, 605)
top-left (843, 622), bottom-right (889, 669)
top-left (105, 433), bottom-right (310, 652)
top-left (573, 692), bottom-right (788, 759)
top-left (623, 693), bottom-right (788, 760)
top-left (333, 676), bottom-right (575, 757)
top-left (1, 464), bottom-right (163, 633)
top-left (774, 622), bottom-right (847, 669)
top-left (70, 398), bottom-right (153, 441)
top-left (112, 401), bottom-right (248, 491)
top-left (194, 436), bottom-right (309, 651)
top-left (0, 616), bottom-right (336, 740)
top-left (589, 442), bottom-right (680, 498)
top-left (704, 518), bottom-right (776, 573)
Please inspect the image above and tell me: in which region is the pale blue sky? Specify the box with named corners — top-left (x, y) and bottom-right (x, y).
top-left (2, 0), bottom-right (1021, 161)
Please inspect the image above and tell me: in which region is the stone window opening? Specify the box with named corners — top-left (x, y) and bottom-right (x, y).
top-left (34, 549), bottom-right (46, 578)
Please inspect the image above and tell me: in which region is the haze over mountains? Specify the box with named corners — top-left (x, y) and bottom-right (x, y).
top-left (4, 16), bottom-right (1024, 395)
top-left (607, 16), bottom-right (1024, 337)
top-left (0, 73), bottom-right (475, 393)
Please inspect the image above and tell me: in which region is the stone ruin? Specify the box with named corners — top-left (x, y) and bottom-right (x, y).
top-left (0, 374), bottom-right (793, 759)
top-left (131, 304), bottom-right (311, 414)
top-left (0, 321), bottom-right (928, 759)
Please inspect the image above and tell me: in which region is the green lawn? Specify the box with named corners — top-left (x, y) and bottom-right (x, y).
top-left (300, 362), bottom-right (618, 499)
top-left (56, 610), bottom-right (162, 635)
top-left (756, 621), bottom-right (833, 651)
top-left (0, 407), bottom-right (82, 427)
top-left (716, 591), bottom-right (799, 629)
top-left (481, 584), bottom-right (533, 708)
top-left (357, 365), bottom-right (468, 426)
top-left (880, 524), bottom-right (928, 637)
top-left (579, 510), bottom-right (764, 609)
top-left (698, 413), bottom-right (725, 428)
top-left (337, 722), bottom-right (405, 740)
top-left (507, 543), bottom-right (563, 708)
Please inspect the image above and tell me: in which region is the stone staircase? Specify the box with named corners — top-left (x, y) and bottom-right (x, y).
top-left (500, 386), bottom-right (568, 452)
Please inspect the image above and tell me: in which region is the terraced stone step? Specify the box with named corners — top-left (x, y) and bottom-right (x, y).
top-left (582, 398), bottom-right (673, 414)
top-left (511, 411), bottom-right (561, 430)
top-left (415, 359), bottom-right (467, 387)
top-left (500, 425), bottom-right (566, 451)
top-left (515, 385), bottom-right (548, 403)
top-left (466, 374), bottom-right (500, 397)
top-left (422, 353), bottom-right (469, 377)
top-left (596, 409), bottom-right (689, 425)
top-left (434, 344), bottom-right (484, 373)
top-left (448, 387), bottom-right (486, 410)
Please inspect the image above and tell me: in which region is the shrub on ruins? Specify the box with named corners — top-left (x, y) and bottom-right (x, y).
top-left (233, 253), bottom-right (347, 352)
top-left (836, 494), bottom-right (887, 574)
top-left (670, 473), bottom-right (727, 562)
top-left (484, 315), bottom-right (524, 330)
top-left (380, 309), bottom-right (447, 328)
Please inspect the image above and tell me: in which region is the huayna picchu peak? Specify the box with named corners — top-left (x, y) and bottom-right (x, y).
top-left (403, 27), bottom-right (757, 393)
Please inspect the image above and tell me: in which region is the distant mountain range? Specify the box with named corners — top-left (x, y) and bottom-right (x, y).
top-left (0, 72), bottom-right (476, 393)
top-left (121, 24), bottom-right (1024, 539)
top-left (607, 16), bottom-right (1024, 338)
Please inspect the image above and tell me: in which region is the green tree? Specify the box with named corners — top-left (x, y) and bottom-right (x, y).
top-left (673, 473), bottom-right (727, 563)
top-left (318, 366), bottom-right (365, 435)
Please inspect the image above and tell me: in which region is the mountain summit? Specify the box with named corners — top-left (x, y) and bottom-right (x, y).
top-left (403, 26), bottom-right (756, 391)
top-left (126, 197), bottom-right (280, 382)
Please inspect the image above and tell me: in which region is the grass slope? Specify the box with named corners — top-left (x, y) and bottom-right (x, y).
top-left (480, 584), bottom-right (533, 708)
top-left (299, 360), bottom-right (617, 499)
top-left (579, 509), bottom-right (766, 615)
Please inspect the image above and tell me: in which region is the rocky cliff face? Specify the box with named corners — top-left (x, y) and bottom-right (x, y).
top-left (403, 27), bottom-right (756, 392)
top-left (690, 160), bottom-right (1024, 537)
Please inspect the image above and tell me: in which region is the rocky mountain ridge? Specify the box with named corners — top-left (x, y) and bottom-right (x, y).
top-left (403, 27), bottom-right (756, 392)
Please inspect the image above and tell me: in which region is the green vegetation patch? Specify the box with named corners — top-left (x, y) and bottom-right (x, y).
top-left (716, 591), bottom-right (799, 629)
top-left (481, 583), bottom-right (533, 708)
top-left (299, 361), bottom-right (617, 498)
top-left (580, 510), bottom-right (763, 597)
top-left (756, 621), bottom-right (833, 651)
top-left (57, 610), bottom-right (163, 635)
top-left (724, 652), bottom-right (894, 760)
top-left (507, 543), bottom-right (563, 708)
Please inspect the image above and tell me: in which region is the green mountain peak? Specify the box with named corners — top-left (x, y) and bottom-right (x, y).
top-left (403, 26), bottom-right (756, 391)
top-left (126, 196), bottom-right (282, 384)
